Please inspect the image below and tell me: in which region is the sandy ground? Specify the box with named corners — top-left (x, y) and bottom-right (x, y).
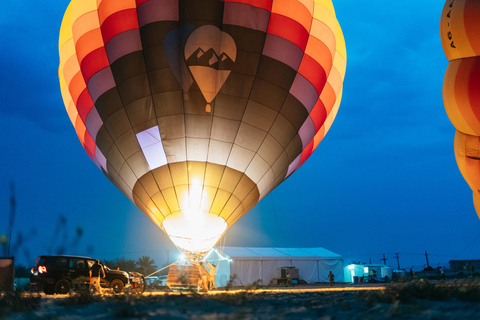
top-left (2, 283), bottom-right (480, 319)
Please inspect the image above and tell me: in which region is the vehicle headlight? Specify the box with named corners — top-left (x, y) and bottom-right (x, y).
top-left (124, 272), bottom-right (129, 278)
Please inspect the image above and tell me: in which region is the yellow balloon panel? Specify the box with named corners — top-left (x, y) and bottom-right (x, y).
top-left (132, 162), bottom-right (259, 224)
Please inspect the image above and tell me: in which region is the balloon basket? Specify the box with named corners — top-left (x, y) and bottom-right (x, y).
top-left (166, 264), bottom-right (208, 292)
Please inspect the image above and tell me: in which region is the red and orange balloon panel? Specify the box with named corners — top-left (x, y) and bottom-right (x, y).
top-left (59, 0), bottom-right (347, 253)
top-left (441, 0), bottom-right (480, 219)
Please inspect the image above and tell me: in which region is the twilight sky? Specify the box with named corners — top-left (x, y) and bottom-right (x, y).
top-left (1, 0), bottom-right (479, 271)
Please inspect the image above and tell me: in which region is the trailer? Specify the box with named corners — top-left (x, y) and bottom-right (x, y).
top-left (344, 263), bottom-right (392, 283)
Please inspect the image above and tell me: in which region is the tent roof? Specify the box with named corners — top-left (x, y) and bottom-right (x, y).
top-left (219, 247), bottom-right (342, 260)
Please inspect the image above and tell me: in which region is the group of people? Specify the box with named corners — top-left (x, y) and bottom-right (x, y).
top-left (198, 260), bottom-right (217, 291)
top-left (87, 259), bottom-right (219, 294)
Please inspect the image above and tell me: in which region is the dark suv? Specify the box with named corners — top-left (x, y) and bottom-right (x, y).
top-left (30, 255), bottom-right (145, 294)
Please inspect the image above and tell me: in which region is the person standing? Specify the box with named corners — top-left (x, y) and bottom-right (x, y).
top-left (328, 271), bottom-right (335, 287)
top-left (198, 262), bottom-right (209, 291)
top-left (205, 261), bottom-right (218, 290)
top-left (89, 260), bottom-right (105, 294)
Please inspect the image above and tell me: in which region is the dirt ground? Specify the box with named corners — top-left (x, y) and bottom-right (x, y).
top-left (2, 283), bottom-right (480, 319)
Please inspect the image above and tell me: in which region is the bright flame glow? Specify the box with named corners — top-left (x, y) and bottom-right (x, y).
top-left (163, 179), bottom-right (227, 253)
top-left (163, 210), bottom-right (227, 253)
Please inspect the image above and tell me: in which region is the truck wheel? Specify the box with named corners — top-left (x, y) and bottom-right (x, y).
top-left (110, 279), bottom-right (124, 294)
top-left (55, 279), bottom-right (71, 294)
top-left (134, 276), bottom-right (146, 294)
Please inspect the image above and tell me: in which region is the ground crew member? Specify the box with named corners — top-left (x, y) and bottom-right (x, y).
top-left (198, 262), bottom-right (209, 291)
top-left (205, 261), bottom-right (218, 290)
top-left (328, 271), bottom-right (335, 287)
top-left (89, 260), bottom-right (105, 294)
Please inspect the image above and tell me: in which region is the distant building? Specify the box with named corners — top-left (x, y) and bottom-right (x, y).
top-left (344, 263), bottom-right (393, 283)
top-left (449, 260), bottom-right (480, 271)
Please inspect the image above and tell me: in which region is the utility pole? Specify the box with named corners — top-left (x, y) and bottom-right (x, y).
top-left (7, 182), bottom-right (16, 257)
top-left (380, 254), bottom-right (388, 265)
top-left (394, 252), bottom-right (400, 269)
top-left (425, 251), bottom-right (430, 269)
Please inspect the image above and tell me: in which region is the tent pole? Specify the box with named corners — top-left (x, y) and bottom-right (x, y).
top-left (260, 259), bottom-right (263, 284)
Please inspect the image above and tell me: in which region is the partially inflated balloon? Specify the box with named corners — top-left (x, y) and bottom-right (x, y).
top-left (59, 0), bottom-right (347, 253)
top-left (441, 0), bottom-right (480, 219)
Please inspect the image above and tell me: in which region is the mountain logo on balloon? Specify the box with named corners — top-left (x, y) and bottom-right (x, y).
top-left (186, 48), bottom-right (235, 70)
top-left (184, 25), bottom-right (237, 112)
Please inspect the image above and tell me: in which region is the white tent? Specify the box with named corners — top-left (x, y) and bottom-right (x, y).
top-left (207, 247), bottom-right (344, 287)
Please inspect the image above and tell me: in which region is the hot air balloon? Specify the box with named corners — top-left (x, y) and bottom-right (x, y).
top-left (59, 0), bottom-right (346, 259)
top-left (441, 0), bottom-right (480, 219)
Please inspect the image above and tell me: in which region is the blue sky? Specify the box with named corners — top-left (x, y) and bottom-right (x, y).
top-left (1, 0), bottom-right (479, 271)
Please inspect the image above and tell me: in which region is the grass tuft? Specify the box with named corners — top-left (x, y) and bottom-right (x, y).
top-left (55, 290), bottom-right (104, 306)
top-left (0, 290), bottom-right (41, 315)
top-left (356, 279), bottom-right (480, 304)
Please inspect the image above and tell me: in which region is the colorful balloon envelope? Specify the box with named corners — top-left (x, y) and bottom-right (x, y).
top-left (441, 0), bottom-right (480, 219)
top-left (59, 0), bottom-right (347, 253)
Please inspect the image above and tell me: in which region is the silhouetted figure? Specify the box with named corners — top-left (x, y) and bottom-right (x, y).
top-left (328, 271), bottom-right (335, 286)
top-left (89, 261), bottom-right (105, 294)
